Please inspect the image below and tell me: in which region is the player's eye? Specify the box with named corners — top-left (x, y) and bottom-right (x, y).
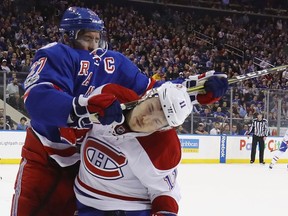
top-left (82, 36), bottom-right (99, 43)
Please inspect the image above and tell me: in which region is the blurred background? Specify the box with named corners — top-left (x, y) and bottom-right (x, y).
top-left (1, 0), bottom-right (288, 135)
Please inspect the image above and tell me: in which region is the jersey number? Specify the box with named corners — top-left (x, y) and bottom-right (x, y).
top-left (24, 57), bottom-right (47, 88)
top-left (164, 169), bottom-right (177, 190)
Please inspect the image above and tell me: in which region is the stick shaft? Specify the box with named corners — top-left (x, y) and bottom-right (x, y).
top-left (121, 65), bottom-right (288, 111)
top-left (270, 146), bottom-right (287, 152)
top-left (187, 65), bottom-right (288, 93)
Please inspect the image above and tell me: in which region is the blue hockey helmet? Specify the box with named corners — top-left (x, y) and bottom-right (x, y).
top-left (59, 7), bottom-right (105, 39)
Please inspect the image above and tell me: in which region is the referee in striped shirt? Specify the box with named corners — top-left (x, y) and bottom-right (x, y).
top-left (246, 113), bottom-right (269, 164)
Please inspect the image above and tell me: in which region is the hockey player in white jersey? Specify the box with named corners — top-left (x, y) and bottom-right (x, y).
top-left (75, 82), bottom-right (192, 216)
top-left (269, 129), bottom-right (288, 169)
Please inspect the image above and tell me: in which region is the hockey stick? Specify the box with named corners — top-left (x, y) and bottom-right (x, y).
top-left (270, 147), bottom-right (286, 152)
top-left (121, 65), bottom-right (288, 111)
top-left (187, 64), bottom-right (288, 93)
top-left (90, 65), bottom-right (288, 122)
top-left (270, 143), bottom-right (288, 152)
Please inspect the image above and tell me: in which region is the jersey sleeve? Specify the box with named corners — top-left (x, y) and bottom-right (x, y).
top-left (124, 129), bottom-right (181, 214)
top-left (89, 83), bottom-right (140, 104)
top-left (246, 119), bottom-right (255, 135)
top-left (24, 43), bottom-right (79, 126)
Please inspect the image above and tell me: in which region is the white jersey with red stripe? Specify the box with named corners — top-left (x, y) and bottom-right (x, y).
top-left (74, 122), bottom-right (181, 212)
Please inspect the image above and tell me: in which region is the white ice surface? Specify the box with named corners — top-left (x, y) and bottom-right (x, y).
top-left (1, 164), bottom-right (288, 216)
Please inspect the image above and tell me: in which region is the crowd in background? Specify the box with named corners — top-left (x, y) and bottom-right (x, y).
top-left (149, 0), bottom-right (288, 17)
top-left (0, 0), bottom-right (288, 133)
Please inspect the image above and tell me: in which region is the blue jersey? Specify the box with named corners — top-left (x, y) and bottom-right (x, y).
top-left (23, 42), bottom-right (155, 166)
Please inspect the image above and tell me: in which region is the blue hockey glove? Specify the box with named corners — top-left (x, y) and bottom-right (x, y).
top-left (196, 76), bottom-right (228, 105)
top-left (68, 93), bottom-right (123, 128)
top-left (204, 75), bottom-right (229, 98)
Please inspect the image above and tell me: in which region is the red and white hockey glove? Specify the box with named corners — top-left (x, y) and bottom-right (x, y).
top-left (68, 93), bottom-right (123, 129)
top-left (184, 71), bottom-right (228, 105)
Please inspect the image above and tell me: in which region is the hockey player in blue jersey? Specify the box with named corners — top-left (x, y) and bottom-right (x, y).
top-left (269, 129), bottom-right (288, 169)
top-left (11, 6), bottom-right (228, 216)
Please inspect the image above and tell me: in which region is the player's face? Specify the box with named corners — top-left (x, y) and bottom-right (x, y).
top-left (126, 97), bottom-right (168, 133)
top-left (75, 31), bottom-right (101, 51)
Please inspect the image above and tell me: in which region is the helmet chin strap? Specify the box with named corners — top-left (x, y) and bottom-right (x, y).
top-left (75, 30), bottom-right (80, 40)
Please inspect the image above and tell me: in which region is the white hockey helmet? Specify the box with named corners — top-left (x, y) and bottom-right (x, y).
top-left (157, 82), bottom-right (192, 127)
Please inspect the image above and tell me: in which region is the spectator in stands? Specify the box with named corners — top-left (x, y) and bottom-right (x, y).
top-left (0, 108), bottom-right (13, 130)
top-left (282, 69), bottom-right (288, 80)
top-left (152, 69), bottom-right (165, 81)
top-left (206, 57), bottom-right (214, 69)
top-left (239, 104), bottom-right (247, 118)
top-left (231, 124), bottom-right (239, 135)
top-left (213, 107), bottom-right (227, 123)
top-left (0, 115), bottom-right (11, 130)
top-left (268, 111), bottom-right (277, 127)
top-left (166, 66), bottom-right (178, 81)
top-left (16, 117), bottom-right (28, 130)
top-left (232, 93), bottom-right (240, 105)
top-left (7, 71), bottom-right (17, 84)
top-left (221, 123), bottom-right (230, 135)
top-left (221, 101), bottom-right (230, 116)
top-left (1, 59), bottom-right (11, 73)
top-left (9, 57), bottom-right (22, 72)
top-left (177, 125), bottom-right (189, 134)
top-left (244, 110), bottom-right (255, 124)
top-left (231, 102), bottom-right (240, 118)
top-left (194, 122), bottom-right (209, 135)
top-left (210, 121), bottom-right (221, 135)
top-left (21, 58), bottom-right (32, 73)
top-left (0, 37), bottom-right (7, 51)
top-left (239, 124), bottom-right (249, 135)
top-left (6, 77), bottom-right (21, 110)
top-left (211, 101), bottom-right (221, 112)
top-left (20, 53), bottom-right (32, 66)
top-left (250, 95), bottom-right (259, 106)
top-left (199, 106), bottom-right (213, 130)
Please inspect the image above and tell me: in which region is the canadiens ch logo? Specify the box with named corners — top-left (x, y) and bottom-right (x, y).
top-left (115, 125), bottom-right (126, 135)
top-left (83, 138), bottom-right (127, 180)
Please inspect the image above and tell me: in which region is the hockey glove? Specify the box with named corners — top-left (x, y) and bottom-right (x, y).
top-left (204, 75), bottom-right (228, 98)
top-left (196, 75), bottom-right (228, 104)
top-left (182, 70), bottom-right (227, 89)
top-left (68, 93), bottom-right (123, 128)
top-left (183, 71), bottom-right (228, 105)
top-left (196, 76), bottom-right (228, 104)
